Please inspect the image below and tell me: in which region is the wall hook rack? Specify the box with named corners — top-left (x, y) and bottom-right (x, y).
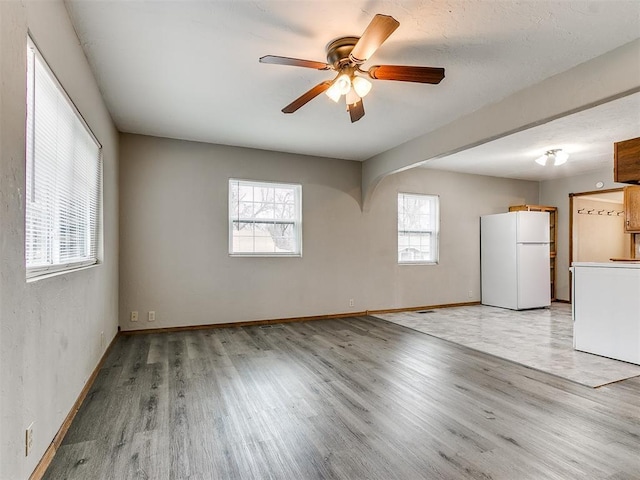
top-left (576, 208), bottom-right (623, 216)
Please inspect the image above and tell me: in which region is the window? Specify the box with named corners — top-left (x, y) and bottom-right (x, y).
top-left (398, 193), bottom-right (439, 264)
top-left (229, 179), bottom-right (302, 256)
top-left (25, 38), bottom-right (102, 279)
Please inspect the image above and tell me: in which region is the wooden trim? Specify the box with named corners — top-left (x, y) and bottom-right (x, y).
top-left (28, 447), bottom-right (55, 480)
top-left (120, 311), bottom-right (369, 335)
top-left (569, 194), bottom-right (574, 302)
top-left (508, 204), bottom-right (556, 211)
top-left (554, 299), bottom-right (571, 304)
top-left (367, 301), bottom-right (481, 315)
top-left (122, 303), bottom-right (486, 335)
top-left (569, 187), bottom-right (623, 198)
top-left (29, 332), bottom-right (120, 480)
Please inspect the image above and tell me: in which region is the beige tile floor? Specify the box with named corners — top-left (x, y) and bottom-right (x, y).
top-left (373, 303), bottom-right (640, 388)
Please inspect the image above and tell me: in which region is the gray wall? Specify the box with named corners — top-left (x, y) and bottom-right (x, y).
top-left (539, 167), bottom-right (627, 301)
top-left (366, 168), bottom-right (539, 310)
top-left (119, 134), bottom-right (539, 330)
top-left (119, 134), bottom-right (366, 327)
top-left (0, 2), bottom-right (119, 479)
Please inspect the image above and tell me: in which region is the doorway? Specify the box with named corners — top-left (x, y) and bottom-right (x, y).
top-left (570, 189), bottom-right (632, 266)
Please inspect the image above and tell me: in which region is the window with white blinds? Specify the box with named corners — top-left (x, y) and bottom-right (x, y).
top-left (398, 192), bottom-right (439, 264)
top-left (229, 179), bottom-right (302, 256)
top-left (25, 38), bottom-right (102, 279)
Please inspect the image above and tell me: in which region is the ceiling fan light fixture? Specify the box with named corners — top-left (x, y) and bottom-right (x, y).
top-left (535, 154), bottom-right (548, 166)
top-left (345, 89), bottom-right (361, 108)
top-left (535, 149), bottom-right (568, 167)
top-left (352, 76), bottom-right (372, 97)
top-left (553, 150), bottom-right (569, 166)
top-left (335, 74), bottom-right (351, 95)
top-left (325, 83), bottom-right (342, 102)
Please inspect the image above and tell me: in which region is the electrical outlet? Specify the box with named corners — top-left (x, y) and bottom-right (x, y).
top-left (100, 331), bottom-right (105, 349)
top-left (25, 423), bottom-right (33, 457)
top-left (468, 290), bottom-right (473, 298)
top-left (148, 311), bottom-right (156, 322)
top-left (130, 311), bottom-right (138, 322)
top-left (349, 298), bottom-right (355, 307)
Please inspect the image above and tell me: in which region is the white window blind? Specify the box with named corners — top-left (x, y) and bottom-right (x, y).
top-left (398, 193), bottom-right (439, 264)
top-left (229, 179), bottom-right (302, 256)
top-left (25, 38), bottom-right (102, 279)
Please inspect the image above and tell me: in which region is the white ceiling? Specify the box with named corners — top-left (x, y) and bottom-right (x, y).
top-left (64, 1), bottom-right (640, 179)
top-left (421, 92), bottom-right (640, 181)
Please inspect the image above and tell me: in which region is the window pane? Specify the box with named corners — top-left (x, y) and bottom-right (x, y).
top-left (398, 193), bottom-right (439, 264)
top-left (229, 180), bottom-right (301, 256)
top-left (419, 214), bottom-right (431, 230)
top-left (256, 187), bottom-right (274, 203)
top-left (25, 39), bottom-right (101, 278)
top-left (238, 185), bottom-right (254, 202)
top-left (255, 202), bottom-right (275, 219)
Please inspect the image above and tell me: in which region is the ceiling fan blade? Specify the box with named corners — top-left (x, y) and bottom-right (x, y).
top-left (349, 14), bottom-right (400, 63)
top-left (260, 55), bottom-right (330, 70)
top-left (347, 99), bottom-right (365, 123)
top-left (368, 65), bottom-right (445, 84)
top-left (282, 81), bottom-right (333, 114)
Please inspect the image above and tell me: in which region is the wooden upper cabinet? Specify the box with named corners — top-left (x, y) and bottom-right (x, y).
top-left (614, 137), bottom-right (640, 184)
top-left (624, 186), bottom-right (640, 233)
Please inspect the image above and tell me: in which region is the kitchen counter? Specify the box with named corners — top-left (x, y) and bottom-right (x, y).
top-left (572, 261), bottom-right (640, 268)
top-left (572, 262), bottom-right (640, 365)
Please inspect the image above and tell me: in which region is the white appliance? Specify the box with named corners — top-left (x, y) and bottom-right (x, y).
top-left (481, 211), bottom-right (551, 310)
top-left (572, 262), bottom-right (640, 365)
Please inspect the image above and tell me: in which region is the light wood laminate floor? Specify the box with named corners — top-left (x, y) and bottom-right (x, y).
top-left (44, 316), bottom-right (640, 480)
top-left (374, 304), bottom-right (640, 388)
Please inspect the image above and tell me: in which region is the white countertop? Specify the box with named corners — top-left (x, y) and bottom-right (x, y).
top-left (572, 262), bottom-right (640, 269)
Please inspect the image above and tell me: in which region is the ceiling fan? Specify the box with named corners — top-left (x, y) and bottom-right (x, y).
top-left (259, 14), bottom-right (445, 123)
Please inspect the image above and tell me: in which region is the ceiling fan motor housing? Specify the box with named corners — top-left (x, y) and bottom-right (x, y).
top-left (326, 37), bottom-right (360, 69)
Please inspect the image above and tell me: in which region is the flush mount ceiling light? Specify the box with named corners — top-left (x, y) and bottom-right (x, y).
top-left (535, 149), bottom-right (569, 166)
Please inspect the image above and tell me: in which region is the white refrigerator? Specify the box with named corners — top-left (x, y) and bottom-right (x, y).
top-left (480, 211), bottom-right (551, 310)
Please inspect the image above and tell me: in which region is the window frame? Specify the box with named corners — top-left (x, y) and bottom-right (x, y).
top-left (25, 36), bottom-right (103, 280)
top-left (397, 192), bottom-right (440, 265)
top-left (228, 178), bottom-right (303, 257)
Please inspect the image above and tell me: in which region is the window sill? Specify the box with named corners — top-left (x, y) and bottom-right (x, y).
top-left (27, 262), bottom-right (100, 283)
top-left (398, 261), bottom-right (439, 266)
top-left (229, 253), bottom-right (302, 258)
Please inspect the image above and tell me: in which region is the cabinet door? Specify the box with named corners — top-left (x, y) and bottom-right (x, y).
top-left (615, 137), bottom-right (640, 184)
top-left (624, 186), bottom-right (640, 232)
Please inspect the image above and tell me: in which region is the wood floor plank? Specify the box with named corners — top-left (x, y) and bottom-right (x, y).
top-left (44, 316), bottom-right (640, 480)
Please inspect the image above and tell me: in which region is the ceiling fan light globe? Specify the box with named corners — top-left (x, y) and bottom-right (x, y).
top-left (554, 150), bottom-right (569, 165)
top-left (345, 89), bottom-right (361, 107)
top-left (535, 155), bottom-right (548, 166)
top-left (352, 76), bottom-right (372, 97)
top-left (335, 74), bottom-right (351, 95)
top-left (325, 84), bottom-right (341, 102)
